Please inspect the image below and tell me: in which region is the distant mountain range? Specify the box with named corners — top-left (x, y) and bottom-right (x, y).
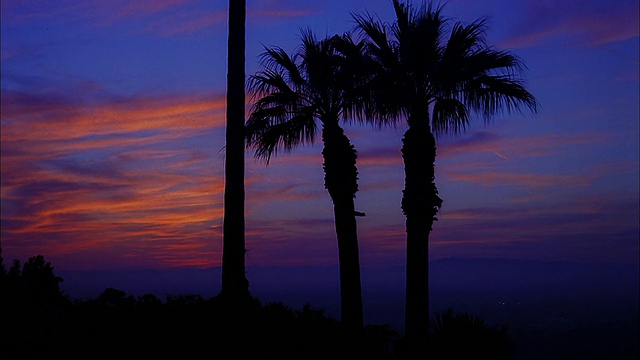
top-left (56, 258), bottom-right (639, 359)
top-left (58, 257), bottom-right (639, 303)
top-left (57, 257), bottom-right (638, 329)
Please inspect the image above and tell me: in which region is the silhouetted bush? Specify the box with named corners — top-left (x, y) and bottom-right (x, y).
top-left (1, 254), bottom-right (75, 359)
top-left (0, 254), bottom-right (69, 315)
top-left (136, 293), bottom-right (162, 308)
top-left (3, 255), bottom-right (512, 359)
top-left (97, 287), bottom-right (135, 310)
top-left (427, 308), bottom-right (513, 359)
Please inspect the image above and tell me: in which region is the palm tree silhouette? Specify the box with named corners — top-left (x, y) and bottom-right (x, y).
top-left (221, 0), bottom-right (250, 303)
top-left (353, 0), bottom-right (538, 341)
top-left (245, 31), bottom-right (372, 328)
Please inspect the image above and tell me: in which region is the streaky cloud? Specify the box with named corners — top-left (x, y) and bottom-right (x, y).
top-left (1, 89), bottom-right (229, 269)
top-left (446, 171), bottom-right (589, 188)
top-left (1, 90), bottom-right (226, 143)
top-left (500, 0), bottom-right (639, 48)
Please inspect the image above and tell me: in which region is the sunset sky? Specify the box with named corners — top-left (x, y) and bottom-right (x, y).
top-left (2, 0), bottom-right (638, 284)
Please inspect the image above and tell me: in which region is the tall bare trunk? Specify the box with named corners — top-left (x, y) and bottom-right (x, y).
top-left (322, 121), bottom-right (364, 328)
top-left (221, 0), bottom-right (249, 301)
top-left (402, 123), bottom-right (441, 342)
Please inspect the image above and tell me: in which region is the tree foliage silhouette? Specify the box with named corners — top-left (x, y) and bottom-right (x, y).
top-left (428, 308), bottom-right (512, 359)
top-left (245, 30), bottom-right (374, 328)
top-left (353, 0), bottom-right (538, 341)
top-left (0, 254), bottom-right (66, 313)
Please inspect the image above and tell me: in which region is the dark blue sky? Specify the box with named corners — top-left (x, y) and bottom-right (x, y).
top-left (1, 0), bottom-right (638, 274)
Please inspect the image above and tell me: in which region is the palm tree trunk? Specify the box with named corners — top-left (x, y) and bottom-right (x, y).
top-left (321, 121), bottom-right (364, 328)
top-left (401, 122), bottom-right (442, 342)
top-left (221, 0), bottom-right (249, 302)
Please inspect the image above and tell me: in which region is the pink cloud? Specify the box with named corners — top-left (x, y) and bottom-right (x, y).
top-left (1, 91), bottom-right (226, 143)
top-left (1, 168), bottom-right (225, 269)
top-left (249, 8), bottom-right (317, 19)
top-left (143, 10), bottom-right (227, 36)
top-left (429, 196), bottom-right (639, 263)
top-left (112, 0), bottom-right (193, 18)
top-left (446, 171), bottom-right (589, 188)
top-left (501, 0), bottom-right (639, 48)
top-left (0, 1), bottom-right (87, 25)
top-left (2, 0), bottom-right (316, 38)
top-left (358, 147), bottom-right (402, 167)
top-left (438, 131), bottom-right (602, 160)
top-left (1, 90), bottom-right (231, 269)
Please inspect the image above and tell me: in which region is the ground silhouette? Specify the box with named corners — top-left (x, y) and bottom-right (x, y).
top-left (1, 254), bottom-right (518, 359)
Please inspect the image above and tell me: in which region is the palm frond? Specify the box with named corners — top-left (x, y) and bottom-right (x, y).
top-left (352, 11), bottom-right (396, 64)
top-left (462, 74), bottom-right (538, 120)
top-left (247, 28), bottom-right (385, 163)
top-left (247, 109), bottom-right (316, 164)
top-left (432, 98), bottom-right (469, 135)
top-left (444, 18), bottom-right (490, 60)
top-left (247, 71), bottom-right (294, 99)
top-left (392, 0), bottom-right (410, 34)
top-left (258, 45), bottom-right (305, 88)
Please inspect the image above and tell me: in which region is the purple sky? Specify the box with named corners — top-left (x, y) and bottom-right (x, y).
top-left (1, 0), bottom-right (638, 275)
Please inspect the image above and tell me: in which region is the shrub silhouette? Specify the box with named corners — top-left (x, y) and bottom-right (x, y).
top-left (2, 254), bottom-right (507, 359)
top-left (97, 287), bottom-right (135, 310)
top-left (0, 254), bottom-right (68, 314)
top-left (428, 308), bottom-right (513, 359)
top-left (136, 293), bottom-right (162, 308)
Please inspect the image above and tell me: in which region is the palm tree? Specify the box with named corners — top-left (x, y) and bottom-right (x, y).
top-left (353, 0), bottom-right (538, 341)
top-left (245, 31), bottom-right (372, 328)
top-left (221, 0), bottom-right (250, 302)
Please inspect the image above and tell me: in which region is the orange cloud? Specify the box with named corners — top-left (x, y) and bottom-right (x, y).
top-left (1, 92), bottom-right (226, 143)
top-left (1, 90), bottom-right (231, 269)
top-left (358, 149), bottom-right (402, 167)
